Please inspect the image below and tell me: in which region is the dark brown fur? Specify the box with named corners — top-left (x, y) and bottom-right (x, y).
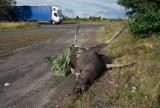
top-left (70, 44), bottom-right (107, 94)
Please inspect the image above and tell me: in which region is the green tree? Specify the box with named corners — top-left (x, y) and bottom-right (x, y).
top-left (76, 16), bottom-right (79, 20)
top-left (89, 16), bottom-right (101, 21)
top-left (0, 0), bottom-right (16, 5)
top-left (0, 0), bottom-right (16, 21)
top-left (118, 0), bottom-right (160, 37)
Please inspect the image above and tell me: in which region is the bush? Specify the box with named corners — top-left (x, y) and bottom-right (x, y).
top-left (118, 0), bottom-right (160, 37)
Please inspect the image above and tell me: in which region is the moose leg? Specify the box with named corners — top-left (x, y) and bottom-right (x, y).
top-left (106, 61), bottom-right (135, 69)
top-left (89, 29), bottom-right (125, 52)
top-left (74, 25), bottom-right (125, 52)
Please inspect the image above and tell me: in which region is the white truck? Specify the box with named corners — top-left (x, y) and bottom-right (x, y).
top-left (50, 6), bottom-right (63, 24)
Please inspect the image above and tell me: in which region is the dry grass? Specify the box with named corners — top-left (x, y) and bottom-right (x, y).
top-left (98, 23), bottom-right (160, 107)
top-left (0, 30), bottom-right (60, 59)
top-left (0, 22), bottom-right (40, 31)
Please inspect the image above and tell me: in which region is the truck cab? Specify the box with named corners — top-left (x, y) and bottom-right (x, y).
top-left (51, 6), bottom-right (63, 24)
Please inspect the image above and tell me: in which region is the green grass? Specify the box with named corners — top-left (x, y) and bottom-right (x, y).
top-left (106, 34), bottom-right (159, 107)
top-left (0, 22), bottom-right (40, 31)
top-left (46, 20), bottom-right (160, 107)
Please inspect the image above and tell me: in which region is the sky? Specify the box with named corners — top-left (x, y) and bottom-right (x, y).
top-left (16, 0), bottom-right (126, 19)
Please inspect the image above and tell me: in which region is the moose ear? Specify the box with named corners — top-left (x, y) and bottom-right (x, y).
top-left (71, 68), bottom-right (76, 74)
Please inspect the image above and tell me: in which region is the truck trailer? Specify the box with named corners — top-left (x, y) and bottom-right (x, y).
top-left (0, 5), bottom-right (63, 24)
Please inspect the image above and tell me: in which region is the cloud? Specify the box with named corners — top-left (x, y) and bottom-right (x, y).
top-left (64, 9), bottom-right (74, 13)
top-left (57, 0), bottom-right (125, 18)
top-left (75, 0), bottom-right (125, 18)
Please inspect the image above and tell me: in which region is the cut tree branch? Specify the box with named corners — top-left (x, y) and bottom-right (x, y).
top-left (74, 24), bottom-right (79, 45)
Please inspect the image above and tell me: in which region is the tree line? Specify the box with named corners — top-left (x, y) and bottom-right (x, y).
top-left (63, 16), bottom-right (102, 21)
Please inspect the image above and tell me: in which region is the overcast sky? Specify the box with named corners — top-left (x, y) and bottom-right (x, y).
top-left (16, 0), bottom-right (126, 18)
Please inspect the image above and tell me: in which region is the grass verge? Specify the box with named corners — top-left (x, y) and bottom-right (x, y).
top-left (0, 30), bottom-right (60, 60)
top-left (46, 20), bottom-right (160, 107)
top-left (63, 20), bottom-right (126, 25)
top-left (0, 22), bottom-right (40, 31)
top-left (96, 21), bottom-right (160, 107)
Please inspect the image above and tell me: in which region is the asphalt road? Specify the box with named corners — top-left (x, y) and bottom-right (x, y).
top-left (0, 24), bottom-right (103, 107)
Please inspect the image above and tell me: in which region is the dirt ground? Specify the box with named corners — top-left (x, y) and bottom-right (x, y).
top-left (0, 24), bottom-right (103, 107)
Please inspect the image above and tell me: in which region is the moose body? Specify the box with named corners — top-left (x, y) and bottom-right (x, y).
top-left (71, 48), bottom-right (106, 93)
top-left (70, 27), bottom-right (134, 94)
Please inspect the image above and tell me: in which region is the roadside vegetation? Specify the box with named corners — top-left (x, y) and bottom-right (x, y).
top-left (46, 20), bottom-right (160, 107)
top-left (0, 22), bottom-right (40, 31)
top-left (43, 43), bottom-right (73, 76)
top-left (96, 21), bottom-right (160, 107)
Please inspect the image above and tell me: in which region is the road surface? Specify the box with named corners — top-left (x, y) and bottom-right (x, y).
top-left (0, 24), bottom-right (103, 108)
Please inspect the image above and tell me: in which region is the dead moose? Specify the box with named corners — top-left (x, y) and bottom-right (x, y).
top-left (70, 25), bottom-right (135, 94)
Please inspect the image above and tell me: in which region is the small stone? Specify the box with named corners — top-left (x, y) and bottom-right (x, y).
top-left (4, 83), bottom-right (10, 87)
top-left (132, 86), bottom-right (136, 90)
top-left (109, 81), bottom-right (114, 84)
top-left (132, 90), bottom-right (135, 92)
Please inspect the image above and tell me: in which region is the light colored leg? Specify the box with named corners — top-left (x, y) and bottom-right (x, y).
top-left (104, 29), bottom-right (124, 45)
top-left (106, 61), bottom-right (135, 69)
